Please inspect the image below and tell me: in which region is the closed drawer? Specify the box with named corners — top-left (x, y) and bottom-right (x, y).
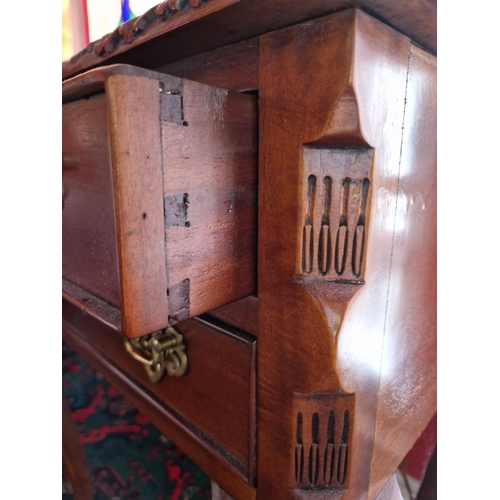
top-left (62, 64), bottom-right (257, 338)
top-left (62, 297), bottom-right (256, 482)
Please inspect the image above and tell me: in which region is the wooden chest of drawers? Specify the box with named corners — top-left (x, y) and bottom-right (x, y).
top-left (62, 3), bottom-right (436, 499)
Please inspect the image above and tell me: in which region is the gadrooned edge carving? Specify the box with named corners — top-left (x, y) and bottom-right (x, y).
top-left (67, 0), bottom-right (208, 63)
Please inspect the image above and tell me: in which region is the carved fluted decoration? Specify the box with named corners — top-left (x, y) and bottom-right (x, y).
top-left (74, 0), bottom-right (207, 60)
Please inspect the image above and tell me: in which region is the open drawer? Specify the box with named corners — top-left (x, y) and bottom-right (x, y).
top-left (62, 64), bottom-right (257, 338)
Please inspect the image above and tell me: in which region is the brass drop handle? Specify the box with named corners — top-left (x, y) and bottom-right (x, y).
top-left (124, 341), bottom-right (155, 366)
top-left (124, 327), bottom-right (188, 383)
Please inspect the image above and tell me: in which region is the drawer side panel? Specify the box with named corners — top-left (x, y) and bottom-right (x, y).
top-left (62, 94), bottom-right (121, 307)
top-left (162, 81), bottom-right (257, 318)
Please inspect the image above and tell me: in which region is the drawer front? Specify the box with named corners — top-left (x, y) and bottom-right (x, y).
top-left (62, 298), bottom-right (256, 480)
top-left (62, 64), bottom-right (257, 338)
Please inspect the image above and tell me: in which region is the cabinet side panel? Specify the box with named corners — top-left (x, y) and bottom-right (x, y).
top-left (158, 38), bottom-right (259, 92)
top-left (368, 45), bottom-right (437, 499)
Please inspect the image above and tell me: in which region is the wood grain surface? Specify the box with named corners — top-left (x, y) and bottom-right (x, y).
top-left (62, 0), bottom-right (436, 80)
top-left (161, 78), bottom-right (257, 321)
top-left (62, 6), bottom-right (436, 499)
top-left (62, 94), bottom-right (121, 307)
top-left (366, 43), bottom-right (436, 498)
top-left (208, 296), bottom-right (258, 337)
top-left (257, 9), bottom-right (436, 499)
top-left (63, 64), bottom-right (257, 338)
top-left (159, 38), bottom-right (259, 93)
top-left (106, 73), bottom-right (170, 337)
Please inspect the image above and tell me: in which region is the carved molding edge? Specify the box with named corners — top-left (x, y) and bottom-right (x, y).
top-left (65, 0), bottom-right (209, 67)
top-left (291, 392), bottom-right (355, 495)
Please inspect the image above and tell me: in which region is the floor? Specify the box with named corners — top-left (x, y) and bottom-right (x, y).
top-left (62, 342), bottom-right (211, 499)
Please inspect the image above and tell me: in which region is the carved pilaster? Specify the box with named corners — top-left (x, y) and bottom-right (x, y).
top-left (258, 8), bottom-right (435, 500)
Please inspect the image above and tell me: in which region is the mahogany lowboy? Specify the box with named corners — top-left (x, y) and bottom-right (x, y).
top-left (62, 3), bottom-right (436, 499)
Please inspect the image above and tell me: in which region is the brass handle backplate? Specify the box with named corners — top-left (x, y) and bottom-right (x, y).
top-left (124, 327), bottom-right (188, 383)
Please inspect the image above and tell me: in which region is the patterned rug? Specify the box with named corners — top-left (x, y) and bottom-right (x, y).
top-left (62, 343), bottom-right (212, 499)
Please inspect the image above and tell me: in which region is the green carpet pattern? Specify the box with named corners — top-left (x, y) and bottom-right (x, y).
top-left (63, 343), bottom-right (211, 499)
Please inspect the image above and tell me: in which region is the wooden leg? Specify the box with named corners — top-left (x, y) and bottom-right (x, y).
top-left (211, 481), bottom-right (235, 500)
top-left (62, 395), bottom-right (93, 500)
